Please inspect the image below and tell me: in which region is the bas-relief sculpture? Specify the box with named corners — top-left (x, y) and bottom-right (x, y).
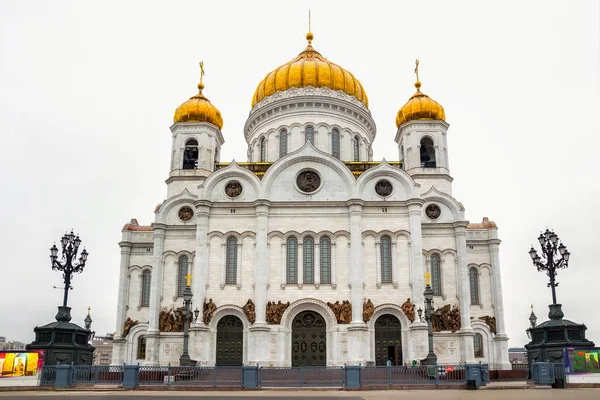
top-left (123, 317), bottom-right (139, 336)
top-left (401, 298), bottom-right (415, 322)
top-left (327, 300), bottom-right (352, 324)
top-left (432, 304), bottom-right (461, 333)
top-left (243, 299), bottom-right (256, 324)
top-left (362, 299), bottom-right (374, 322)
top-left (479, 315), bottom-right (497, 334)
top-left (158, 307), bottom-right (192, 332)
top-left (266, 300), bottom-right (290, 324)
top-left (203, 298), bottom-right (217, 325)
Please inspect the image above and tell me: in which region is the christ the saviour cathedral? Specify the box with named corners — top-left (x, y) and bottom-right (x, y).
top-left (112, 30), bottom-right (510, 369)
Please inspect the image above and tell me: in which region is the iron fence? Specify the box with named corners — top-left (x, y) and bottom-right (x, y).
top-left (71, 365), bottom-right (124, 385)
top-left (258, 366), bottom-right (345, 387)
top-left (361, 365), bottom-right (465, 386)
top-left (138, 366), bottom-right (169, 385)
top-left (40, 365), bottom-right (56, 386)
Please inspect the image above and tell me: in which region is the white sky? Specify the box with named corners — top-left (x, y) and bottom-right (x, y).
top-left (1, 0), bottom-right (599, 352)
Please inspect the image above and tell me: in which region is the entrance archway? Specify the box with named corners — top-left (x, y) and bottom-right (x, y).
top-left (374, 314), bottom-right (402, 366)
top-left (291, 310), bottom-right (326, 366)
top-left (216, 315), bottom-right (243, 366)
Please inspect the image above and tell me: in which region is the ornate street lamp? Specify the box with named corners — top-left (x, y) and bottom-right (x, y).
top-left (528, 228), bottom-right (569, 305)
top-left (179, 272), bottom-right (194, 367)
top-left (50, 230), bottom-right (89, 307)
top-left (418, 272), bottom-right (437, 366)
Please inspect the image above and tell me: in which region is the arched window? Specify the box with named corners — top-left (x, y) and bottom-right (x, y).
top-left (469, 267), bottom-right (480, 305)
top-left (183, 138), bottom-right (199, 169)
top-left (303, 237), bottom-right (314, 284)
top-left (226, 237), bottom-right (238, 285)
top-left (353, 136), bottom-right (360, 161)
top-left (474, 333), bottom-right (484, 358)
top-left (332, 129), bottom-right (340, 159)
top-left (260, 137), bottom-right (266, 162)
top-left (420, 137), bottom-right (436, 168)
top-left (320, 237), bottom-right (332, 284)
top-left (305, 126), bottom-right (314, 145)
top-left (177, 255), bottom-right (189, 297)
top-left (136, 336), bottom-right (146, 359)
top-left (286, 237), bottom-right (298, 284)
top-left (380, 236), bottom-right (392, 284)
top-left (140, 270), bottom-right (151, 307)
top-left (431, 254), bottom-right (442, 296)
top-left (279, 129), bottom-right (288, 157)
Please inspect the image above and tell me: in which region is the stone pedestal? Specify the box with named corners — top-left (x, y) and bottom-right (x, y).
top-left (346, 323), bottom-right (368, 365)
top-left (247, 324), bottom-right (271, 365)
top-left (189, 325), bottom-right (210, 365)
top-left (408, 323), bottom-right (429, 362)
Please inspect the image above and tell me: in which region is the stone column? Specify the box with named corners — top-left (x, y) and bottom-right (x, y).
top-left (489, 237), bottom-right (510, 369)
top-left (248, 200), bottom-right (271, 365)
top-left (111, 240), bottom-right (132, 364)
top-left (454, 222), bottom-right (475, 363)
top-left (346, 199), bottom-right (368, 365)
top-left (145, 223), bottom-right (166, 365)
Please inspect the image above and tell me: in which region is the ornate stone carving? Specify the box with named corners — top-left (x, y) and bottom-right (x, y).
top-left (425, 204), bottom-right (441, 219)
top-left (375, 180), bottom-right (393, 197)
top-left (401, 298), bottom-right (416, 323)
top-left (327, 300), bottom-right (352, 324)
top-left (225, 180), bottom-right (242, 198)
top-left (203, 298), bottom-right (217, 325)
top-left (362, 299), bottom-right (375, 322)
top-left (178, 206), bottom-right (194, 222)
top-left (158, 307), bottom-right (191, 332)
top-left (479, 315), bottom-right (497, 334)
top-left (296, 170), bottom-right (321, 193)
top-left (123, 317), bottom-right (139, 336)
top-left (266, 300), bottom-right (290, 324)
top-left (432, 304), bottom-right (461, 333)
top-left (242, 299), bottom-right (255, 324)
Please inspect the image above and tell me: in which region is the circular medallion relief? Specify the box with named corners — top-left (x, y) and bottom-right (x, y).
top-left (375, 179), bottom-right (393, 197)
top-left (425, 204), bottom-right (441, 220)
top-left (296, 170), bottom-right (321, 193)
top-left (178, 206), bottom-right (194, 222)
top-left (224, 180), bottom-right (243, 198)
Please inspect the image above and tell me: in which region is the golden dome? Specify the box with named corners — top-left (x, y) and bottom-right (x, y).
top-left (174, 82), bottom-right (223, 129)
top-left (396, 81), bottom-right (445, 127)
top-left (251, 33), bottom-right (368, 108)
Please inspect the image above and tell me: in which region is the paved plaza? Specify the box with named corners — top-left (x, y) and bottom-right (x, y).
top-left (1, 389), bottom-right (599, 399)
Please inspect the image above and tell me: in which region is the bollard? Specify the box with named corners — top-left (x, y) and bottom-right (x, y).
top-left (122, 364), bottom-right (140, 389)
top-left (54, 364), bottom-right (73, 388)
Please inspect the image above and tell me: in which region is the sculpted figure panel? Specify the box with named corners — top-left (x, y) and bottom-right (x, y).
top-left (401, 298), bottom-right (415, 323)
top-left (243, 299), bottom-right (256, 324)
top-left (158, 306), bottom-right (192, 332)
top-left (432, 304), bottom-right (461, 333)
top-left (123, 317), bottom-right (139, 336)
top-left (266, 300), bottom-right (290, 324)
top-left (363, 299), bottom-right (375, 322)
top-left (328, 300), bottom-right (352, 324)
top-left (479, 315), bottom-right (497, 334)
top-left (203, 298), bottom-right (217, 325)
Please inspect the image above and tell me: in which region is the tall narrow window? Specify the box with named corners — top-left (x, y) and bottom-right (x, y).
top-left (380, 236), bottom-right (392, 283)
top-left (141, 270), bottom-right (151, 307)
top-left (320, 237), bottom-right (332, 284)
top-left (286, 237), bottom-right (298, 284)
top-left (305, 126), bottom-right (314, 145)
top-left (332, 129), bottom-right (340, 159)
top-left (177, 255), bottom-right (189, 297)
top-left (303, 237), bottom-right (314, 284)
top-left (353, 136), bottom-right (360, 161)
top-left (469, 267), bottom-right (480, 305)
top-left (226, 237), bottom-right (238, 284)
top-left (420, 137), bottom-right (436, 167)
top-left (431, 254), bottom-right (442, 296)
top-left (137, 336), bottom-right (146, 359)
top-left (183, 139), bottom-right (199, 169)
top-left (279, 129), bottom-right (288, 157)
top-left (260, 137), bottom-right (266, 162)
top-left (474, 333), bottom-right (484, 358)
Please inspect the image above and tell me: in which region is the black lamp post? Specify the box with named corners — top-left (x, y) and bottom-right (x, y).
top-left (50, 230), bottom-right (89, 307)
top-left (417, 272), bottom-right (437, 366)
top-left (179, 273), bottom-right (194, 367)
top-left (528, 228), bottom-right (570, 305)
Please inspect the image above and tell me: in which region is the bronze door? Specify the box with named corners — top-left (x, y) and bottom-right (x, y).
top-left (374, 314), bottom-right (402, 366)
top-left (292, 311), bottom-right (326, 366)
top-left (216, 315), bottom-right (243, 366)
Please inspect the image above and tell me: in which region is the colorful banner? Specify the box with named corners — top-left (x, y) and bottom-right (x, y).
top-left (565, 347), bottom-right (600, 375)
top-left (0, 351), bottom-right (44, 378)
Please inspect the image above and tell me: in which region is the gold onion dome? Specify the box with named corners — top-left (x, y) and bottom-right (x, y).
top-left (396, 80), bottom-right (445, 128)
top-left (174, 81), bottom-right (223, 129)
top-left (251, 32), bottom-right (369, 108)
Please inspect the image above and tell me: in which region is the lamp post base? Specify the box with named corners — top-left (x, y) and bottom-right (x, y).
top-left (422, 353), bottom-right (438, 366)
top-left (179, 353), bottom-right (191, 367)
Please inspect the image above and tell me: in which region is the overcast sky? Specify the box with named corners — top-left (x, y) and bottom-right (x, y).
top-left (1, 1), bottom-right (599, 352)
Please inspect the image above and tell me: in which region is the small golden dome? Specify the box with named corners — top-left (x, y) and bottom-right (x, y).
top-left (251, 33), bottom-right (369, 108)
top-left (174, 82), bottom-right (223, 129)
top-left (395, 81), bottom-right (445, 127)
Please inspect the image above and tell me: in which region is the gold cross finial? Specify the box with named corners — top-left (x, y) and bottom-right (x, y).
top-left (530, 304), bottom-right (534, 313)
top-left (414, 59), bottom-right (420, 82)
top-left (185, 272), bottom-right (192, 287)
top-left (309, 9), bottom-right (311, 33)
top-left (199, 61), bottom-right (205, 85)
top-left (87, 306), bottom-right (91, 316)
top-left (424, 271), bottom-right (431, 286)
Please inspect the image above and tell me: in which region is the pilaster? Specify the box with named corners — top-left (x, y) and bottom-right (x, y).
top-left (192, 200), bottom-right (211, 329)
top-left (145, 223), bottom-right (166, 365)
top-left (489, 238), bottom-right (511, 369)
top-left (407, 199), bottom-right (425, 307)
top-left (454, 221), bottom-right (474, 363)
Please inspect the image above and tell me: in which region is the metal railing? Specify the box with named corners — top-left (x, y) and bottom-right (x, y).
top-left (139, 365), bottom-right (243, 387)
top-left (361, 365), bottom-right (466, 386)
top-left (72, 365), bottom-right (124, 385)
top-left (40, 365), bottom-right (56, 386)
top-left (258, 366), bottom-right (345, 387)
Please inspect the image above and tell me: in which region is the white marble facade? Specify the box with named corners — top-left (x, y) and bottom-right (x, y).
top-left (111, 51), bottom-right (510, 370)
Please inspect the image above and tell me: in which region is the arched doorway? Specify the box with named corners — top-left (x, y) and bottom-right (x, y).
top-left (374, 314), bottom-right (402, 366)
top-left (291, 310), bottom-right (326, 366)
top-left (216, 315), bottom-right (243, 366)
